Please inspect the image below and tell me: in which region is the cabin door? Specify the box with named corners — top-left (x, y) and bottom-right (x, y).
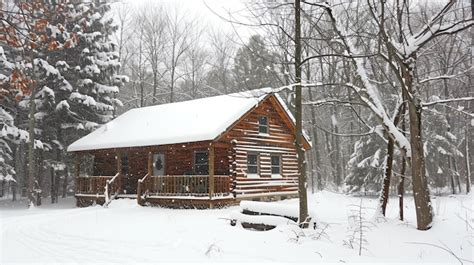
top-left (153, 153), bottom-right (165, 176)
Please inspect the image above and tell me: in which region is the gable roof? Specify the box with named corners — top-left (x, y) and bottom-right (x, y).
top-left (67, 88), bottom-right (311, 152)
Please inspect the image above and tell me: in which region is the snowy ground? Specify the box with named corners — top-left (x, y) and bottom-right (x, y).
top-left (1, 191), bottom-right (472, 264)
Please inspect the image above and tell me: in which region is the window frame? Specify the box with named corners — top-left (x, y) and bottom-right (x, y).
top-left (258, 116), bottom-right (269, 135)
top-left (270, 155), bottom-right (281, 175)
top-left (194, 151), bottom-right (209, 175)
top-left (247, 153), bottom-right (259, 175)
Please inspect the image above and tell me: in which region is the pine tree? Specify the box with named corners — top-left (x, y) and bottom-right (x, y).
top-left (42, 1), bottom-right (127, 199)
top-left (61, 1), bottom-right (125, 141)
top-left (345, 137), bottom-right (386, 194)
top-left (233, 35), bottom-right (279, 90)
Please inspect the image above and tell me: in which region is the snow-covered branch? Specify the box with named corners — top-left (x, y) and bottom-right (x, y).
top-left (422, 97), bottom-right (474, 107)
top-left (419, 67), bottom-right (473, 84)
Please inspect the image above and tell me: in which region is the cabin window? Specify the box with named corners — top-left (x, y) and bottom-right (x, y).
top-left (121, 154), bottom-right (129, 175)
top-left (247, 154), bottom-right (259, 174)
top-left (271, 155), bottom-right (281, 175)
top-left (194, 151), bottom-right (209, 175)
top-left (258, 116), bottom-right (268, 134)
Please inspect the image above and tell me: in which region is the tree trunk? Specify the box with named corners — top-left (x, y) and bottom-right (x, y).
top-left (380, 137), bottom-right (395, 215)
top-left (294, 0), bottom-right (309, 228)
top-left (0, 180), bottom-right (4, 197)
top-left (308, 88), bottom-right (322, 190)
top-left (27, 86), bottom-right (38, 207)
top-left (465, 126), bottom-right (471, 194)
top-left (153, 71), bottom-right (158, 104)
top-left (12, 181), bottom-right (16, 201)
top-left (62, 166), bottom-right (68, 198)
top-left (444, 78), bottom-right (457, 195)
top-left (306, 56), bottom-right (322, 191)
top-left (332, 107), bottom-right (342, 186)
top-left (398, 106), bottom-right (407, 221)
top-left (404, 61), bottom-right (433, 230)
top-left (50, 167), bottom-right (56, 204)
top-left (380, 103), bottom-right (405, 215)
top-left (453, 158), bottom-right (462, 193)
top-left (449, 157), bottom-right (456, 194)
top-left (398, 153), bottom-right (406, 221)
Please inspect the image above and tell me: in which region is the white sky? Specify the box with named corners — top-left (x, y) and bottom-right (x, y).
top-left (111, 0), bottom-right (254, 41)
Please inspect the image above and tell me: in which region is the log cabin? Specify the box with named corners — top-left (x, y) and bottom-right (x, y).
top-left (68, 88), bottom-right (311, 208)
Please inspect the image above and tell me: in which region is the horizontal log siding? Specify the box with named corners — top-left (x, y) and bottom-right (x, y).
top-left (219, 98), bottom-right (299, 179)
top-left (91, 141), bottom-right (230, 179)
top-left (93, 152), bottom-right (116, 176)
top-left (165, 142), bottom-right (229, 175)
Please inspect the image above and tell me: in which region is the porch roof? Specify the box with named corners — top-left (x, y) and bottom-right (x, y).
top-left (68, 88), bottom-right (290, 152)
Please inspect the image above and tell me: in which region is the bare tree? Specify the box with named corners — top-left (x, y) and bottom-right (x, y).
top-left (164, 6), bottom-right (193, 103)
top-left (206, 30), bottom-right (237, 94)
top-left (294, 0), bottom-right (310, 228)
top-left (144, 6), bottom-right (167, 104)
top-left (182, 22), bottom-right (209, 99)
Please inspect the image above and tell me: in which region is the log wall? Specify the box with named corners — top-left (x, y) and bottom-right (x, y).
top-left (90, 141), bottom-right (230, 181)
top-left (219, 96), bottom-right (300, 179)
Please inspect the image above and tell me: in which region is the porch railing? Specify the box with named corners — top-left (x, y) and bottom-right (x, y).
top-left (138, 175), bottom-right (231, 199)
top-left (76, 174), bottom-right (123, 195)
top-left (76, 176), bottom-right (114, 195)
top-left (105, 173), bottom-right (123, 206)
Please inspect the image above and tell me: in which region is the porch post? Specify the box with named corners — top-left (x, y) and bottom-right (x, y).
top-left (116, 152), bottom-right (123, 194)
top-left (208, 144), bottom-right (215, 208)
top-left (231, 140), bottom-right (237, 198)
top-left (74, 153), bottom-right (81, 193)
top-left (116, 152), bottom-right (122, 174)
top-left (148, 152), bottom-right (153, 175)
top-left (74, 153), bottom-right (81, 207)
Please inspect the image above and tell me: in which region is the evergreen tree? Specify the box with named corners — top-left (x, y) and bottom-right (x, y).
top-left (345, 136), bottom-right (387, 194)
top-left (0, 0), bottom-right (126, 204)
top-left (233, 35), bottom-right (279, 90)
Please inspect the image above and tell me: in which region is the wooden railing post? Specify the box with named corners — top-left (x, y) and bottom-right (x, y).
top-left (231, 140), bottom-right (237, 198)
top-left (137, 179), bottom-right (142, 205)
top-left (137, 173), bottom-right (150, 206)
top-left (209, 144), bottom-right (215, 208)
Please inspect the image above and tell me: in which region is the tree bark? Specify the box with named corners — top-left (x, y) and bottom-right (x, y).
top-left (153, 71), bottom-right (158, 104)
top-left (294, 0), bottom-right (309, 228)
top-left (453, 158), bottom-right (462, 193)
top-left (50, 167), bottom-right (56, 204)
top-left (403, 61), bottom-right (433, 230)
top-left (381, 137), bottom-right (395, 215)
top-left (380, 103), bottom-right (406, 215)
top-left (305, 54), bottom-right (322, 191)
top-left (62, 166), bottom-right (68, 198)
top-left (449, 156), bottom-right (456, 194)
top-left (332, 107), bottom-right (342, 186)
top-left (398, 112), bottom-right (407, 221)
top-left (466, 126), bottom-right (471, 194)
top-left (308, 88), bottom-right (322, 190)
top-left (27, 84), bottom-right (38, 207)
top-left (398, 153), bottom-right (406, 221)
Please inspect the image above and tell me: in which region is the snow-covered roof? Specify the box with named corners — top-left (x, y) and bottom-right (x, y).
top-left (68, 88), bottom-right (301, 152)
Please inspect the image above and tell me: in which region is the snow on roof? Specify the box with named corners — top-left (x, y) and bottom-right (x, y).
top-left (68, 88), bottom-right (285, 152)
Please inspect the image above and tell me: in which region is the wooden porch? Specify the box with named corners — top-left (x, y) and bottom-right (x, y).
top-left (75, 174), bottom-right (233, 208)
